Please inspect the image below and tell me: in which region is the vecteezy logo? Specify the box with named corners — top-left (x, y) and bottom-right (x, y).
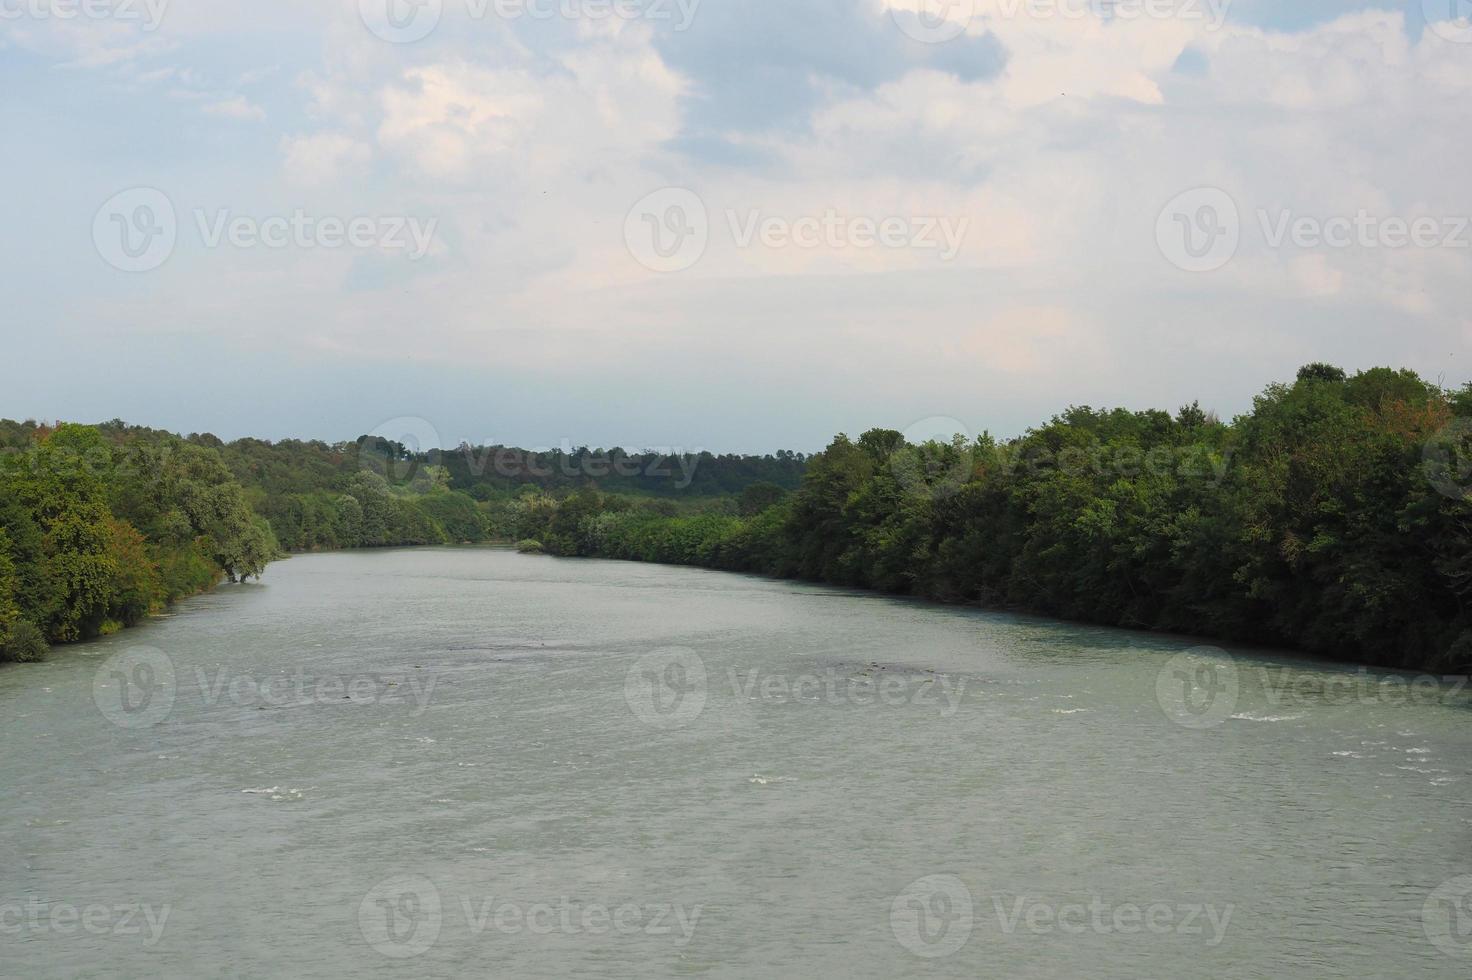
top-left (890, 0), bottom-right (976, 44)
top-left (624, 647), bottom-right (707, 729)
top-left (93, 188), bottom-right (176, 273)
top-left (623, 188), bottom-right (709, 273)
top-left (93, 646), bottom-right (177, 729)
top-left (890, 874), bottom-right (974, 958)
top-left (357, 416), bottom-right (443, 483)
top-left (1423, 417), bottom-right (1472, 502)
top-left (359, 875), bottom-right (442, 958)
top-left (1156, 187), bottom-right (1240, 273)
top-left (1424, 0), bottom-right (1472, 44)
top-left (359, 0), bottom-right (442, 43)
top-left (1424, 875), bottom-right (1472, 958)
top-left (1155, 647), bottom-right (1239, 729)
top-left (891, 417), bottom-right (973, 501)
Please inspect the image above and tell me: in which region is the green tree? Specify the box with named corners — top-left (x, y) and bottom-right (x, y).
top-left (736, 482), bottom-right (787, 517)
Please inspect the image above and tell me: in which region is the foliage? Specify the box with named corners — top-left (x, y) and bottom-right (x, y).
top-left (0, 423), bottom-right (284, 661)
top-left (517, 367), bottom-right (1471, 673)
top-left (737, 482), bottom-right (788, 517)
top-left (5, 365), bottom-right (1466, 673)
top-left (0, 618), bottom-right (47, 663)
top-left (187, 430), bottom-right (801, 552)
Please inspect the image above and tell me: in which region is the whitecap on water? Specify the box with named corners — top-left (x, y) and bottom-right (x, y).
top-left (1230, 713), bottom-right (1304, 723)
top-left (241, 786), bottom-right (309, 801)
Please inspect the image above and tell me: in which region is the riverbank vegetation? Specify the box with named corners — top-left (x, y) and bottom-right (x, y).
top-left (5, 365), bottom-right (1467, 671)
top-left (515, 366), bottom-right (1472, 674)
top-left (0, 422), bottom-right (803, 661)
top-left (0, 423), bottom-right (276, 661)
top-left (211, 435), bottom-right (802, 552)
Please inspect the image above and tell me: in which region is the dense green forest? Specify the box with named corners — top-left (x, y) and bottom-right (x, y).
top-left (0, 421), bottom-right (804, 661)
top-left (206, 434), bottom-right (804, 552)
top-left (0, 423), bottom-right (276, 662)
top-left (4, 364), bottom-right (1469, 671)
top-left (514, 366), bottom-right (1472, 674)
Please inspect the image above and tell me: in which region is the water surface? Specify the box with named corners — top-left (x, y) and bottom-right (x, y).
top-left (2, 548), bottom-right (1468, 977)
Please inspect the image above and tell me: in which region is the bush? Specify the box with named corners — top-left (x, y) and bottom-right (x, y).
top-left (516, 539), bottom-right (545, 554)
top-left (0, 620), bottom-right (48, 663)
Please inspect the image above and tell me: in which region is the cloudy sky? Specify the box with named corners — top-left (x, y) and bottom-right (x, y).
top-left (3, 0), bottom-right (1469, 453)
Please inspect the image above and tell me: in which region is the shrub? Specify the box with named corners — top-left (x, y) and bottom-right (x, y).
top-left (0, 620), bottom-right (48, 663)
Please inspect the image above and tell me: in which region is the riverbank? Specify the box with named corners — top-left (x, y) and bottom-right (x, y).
top-left (0, 423), bottom-right (277, 665)
top-left (511, 366), bottom-right (1472, 675)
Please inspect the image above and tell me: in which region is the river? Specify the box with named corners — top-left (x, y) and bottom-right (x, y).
top-left (2, 547), bottom-right (1468, 977)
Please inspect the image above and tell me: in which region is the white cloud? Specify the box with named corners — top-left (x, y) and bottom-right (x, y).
top-left (377, 64), bottom-right (548, 179)
top-left (11, 1), bottom-right (1472, 443)
top-left (282, 132), bottom-right (372, 185)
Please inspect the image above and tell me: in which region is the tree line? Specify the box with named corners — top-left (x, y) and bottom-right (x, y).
top-left (202, 431), bottom-right (805, 552)
top-left (6, 365), bottom-right (1467, 671)
top-left (0, 423), bottom-right (276, 662)
top-left (513, 366), bottom-right (1472, 674)
top-left (0, 422), bottom-right (807, 661)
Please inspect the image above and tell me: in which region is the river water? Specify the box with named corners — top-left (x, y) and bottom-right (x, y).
top-left (1, 547), bottom-right (1469, 977)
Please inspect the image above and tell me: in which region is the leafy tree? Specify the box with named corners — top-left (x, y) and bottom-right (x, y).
top-left (0, 421), bottom-right (285, 662)
top-left (0, 531), bottom-right (46, 662)
top-left (737, 482), bottom-right (787, 518)
top-left (1297, 362), bottom-right (1348, 384)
